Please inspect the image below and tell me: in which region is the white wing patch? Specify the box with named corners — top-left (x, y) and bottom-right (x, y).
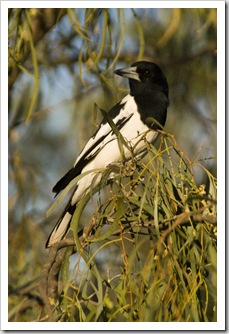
top-left (70, 95), bottom-right (158, 205)
top-left (74, 94), bottom-right (135, 167)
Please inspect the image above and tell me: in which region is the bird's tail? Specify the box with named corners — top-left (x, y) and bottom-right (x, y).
top-left (45, 200), bottom-right (77, 248)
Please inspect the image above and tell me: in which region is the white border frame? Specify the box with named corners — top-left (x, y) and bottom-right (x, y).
top-left (1, 1), bottom-right (225, 331)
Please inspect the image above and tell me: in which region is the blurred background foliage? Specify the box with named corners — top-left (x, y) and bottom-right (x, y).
top-left (8, 8), bottom-right (217, 322)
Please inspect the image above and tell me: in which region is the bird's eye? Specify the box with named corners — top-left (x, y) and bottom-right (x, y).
top-left (143, 69), bottom-right (150, 77)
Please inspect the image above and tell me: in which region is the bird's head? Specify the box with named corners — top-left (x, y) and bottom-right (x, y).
top-left (115, 61), bottom-right (169, 98)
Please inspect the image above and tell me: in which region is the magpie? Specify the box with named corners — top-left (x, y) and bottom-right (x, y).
top-left (46, 61), bottom-right (169, 248)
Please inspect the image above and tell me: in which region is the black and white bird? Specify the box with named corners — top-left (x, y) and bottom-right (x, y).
top-left (46, 61), bottom-right (169, 248)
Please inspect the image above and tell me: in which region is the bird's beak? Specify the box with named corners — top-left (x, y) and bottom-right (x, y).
top-left (114, 66), bottom-right (140, 82)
